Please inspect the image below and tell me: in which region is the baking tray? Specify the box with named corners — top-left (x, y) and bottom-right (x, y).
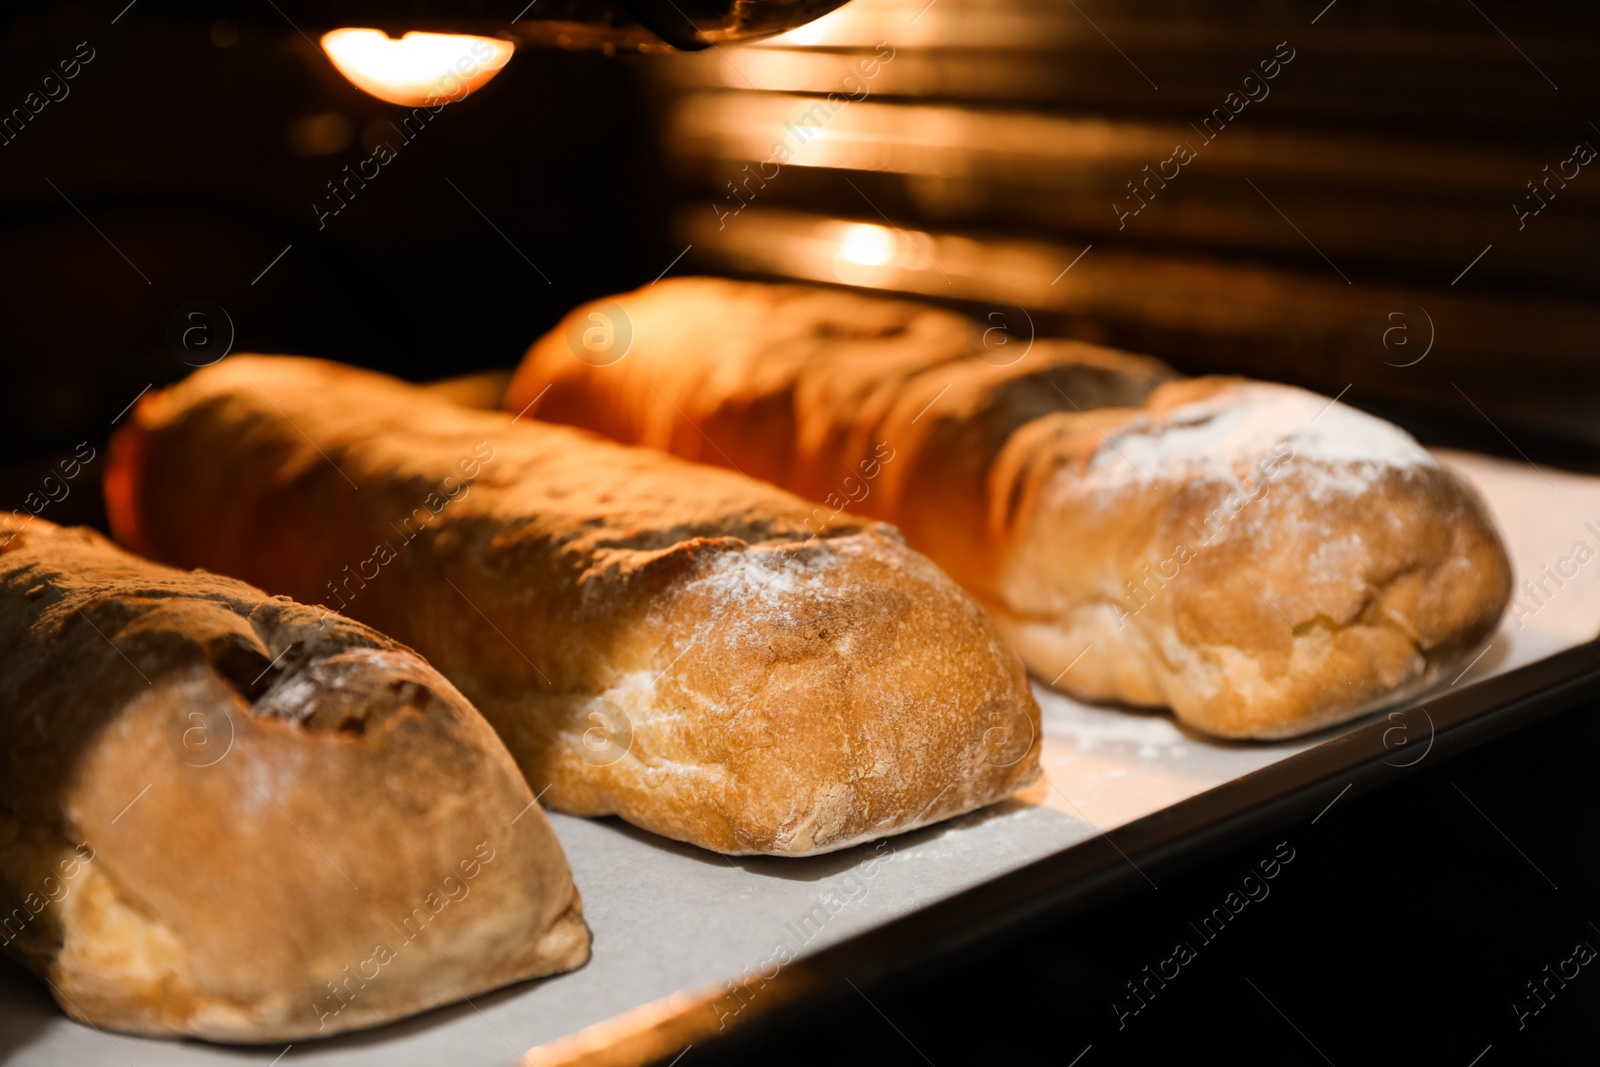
top-left (4, 449), bottom-right (1598, 1067)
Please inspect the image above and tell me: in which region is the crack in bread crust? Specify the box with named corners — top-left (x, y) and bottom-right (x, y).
top-left (0, 521), bottom-right (588, 1041)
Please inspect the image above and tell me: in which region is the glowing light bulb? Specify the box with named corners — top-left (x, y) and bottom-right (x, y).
top-left (320, 29), bottom-right (513, 108)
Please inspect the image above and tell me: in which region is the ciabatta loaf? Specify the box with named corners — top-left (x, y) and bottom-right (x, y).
top-left (106, 357), bottom-right (1041, 855)
top-left (506, 278), bottom-right (1512, 739)
top-left (0, 521), bottom-right (587, 1041)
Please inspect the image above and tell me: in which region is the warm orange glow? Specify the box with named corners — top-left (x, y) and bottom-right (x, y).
top-left (765, 5), bottom-right (852, 46)
top-left (836, 223), bottom-right (896, 267)
top-left (831, 221), bottom-right (937, 285)
top-left (320, 29), bottom-right (513, 107)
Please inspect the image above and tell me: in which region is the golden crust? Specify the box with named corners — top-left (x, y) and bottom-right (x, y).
top-left (507, 277), bottom-right (1511, 739)
top-left (0, 521), bottom-right (588, 1041)
top-left (986, 378), bottom-right (1512, 738)
top-left (510, 275), bottom-right (989, 507)
top-left (108, 356), bottom-right (1041, 856)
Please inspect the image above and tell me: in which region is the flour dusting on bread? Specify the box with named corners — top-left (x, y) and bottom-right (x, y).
top-left (115, 356), bottom-right (1042, 856)
top-left (1088, 382), bottom-right (1437, 502)
top-left (504, 277), bottom-right (1513, 740)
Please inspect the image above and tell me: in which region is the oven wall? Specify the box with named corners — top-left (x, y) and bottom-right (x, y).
top-left (644, 0), bottom-right (1600, 456)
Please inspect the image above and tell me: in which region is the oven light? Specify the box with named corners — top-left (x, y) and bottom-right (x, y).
top-left (320, 29), bottom-right (514, 108)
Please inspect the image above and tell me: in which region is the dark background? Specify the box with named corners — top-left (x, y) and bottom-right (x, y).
top-left (2, 0), bottom-right (1598, 1061)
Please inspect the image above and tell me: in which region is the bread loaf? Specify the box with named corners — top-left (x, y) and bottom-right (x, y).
top-left (0, 521), bottom-right (588, 1041)
top-left (505, 278), bottom-right (1513, 739)
top-left (106, 356), bottom-right (1041, 855)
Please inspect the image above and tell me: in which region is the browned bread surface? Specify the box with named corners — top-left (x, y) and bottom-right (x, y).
top-left (0, 521), bottom-right (588, 1041)
top-left (506, 277), bottom-right (1512, 739)
top-left (107, 356), bottom-right (1041, 855)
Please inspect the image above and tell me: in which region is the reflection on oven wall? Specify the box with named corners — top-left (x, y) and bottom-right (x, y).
top-left (646, 0), bottom-right (1600, 454)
